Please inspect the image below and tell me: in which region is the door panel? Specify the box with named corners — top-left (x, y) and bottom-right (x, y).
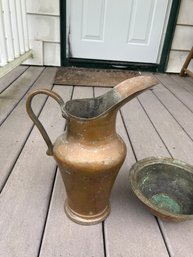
top-left (127, 0), bottom-right (154, 44)
top-left (69, 0), bottom-right (171, 63)
top-left (82, 0), bottom-right (106, 41)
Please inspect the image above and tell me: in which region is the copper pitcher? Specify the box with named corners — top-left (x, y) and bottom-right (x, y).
top-left (26, 76), bottom-right (158, 225)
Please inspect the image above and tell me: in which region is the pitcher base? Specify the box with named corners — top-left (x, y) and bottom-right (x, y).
top-left (64, 201), bottom-right (110, 225)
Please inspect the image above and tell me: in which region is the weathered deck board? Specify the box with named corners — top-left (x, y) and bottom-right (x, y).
top-left (0, 67), bottom-right (57, 191)
top-left (0, 66), bottom-right (44, 125)
top-left (170, 74), bottom-right (193, 96)
top-left (185, 76), bottom-right (193, 86)
top-left (1, 68), bottom-right (193, 257)
top-left (138, 90), bottom-right (193, 164)
top-left (0, 66), bottom-right (29, 94)
top-left (0, 86), bottom-right (72, 257)
top-left (121, 97), bottom-right (169, 159)
top-left (152, 83), bottom-right (193, 141)
top-left (95, 87), bottom-right (169, 257)
top-left (155, 73), bottom-right (193, 113)
top-left (137, 89), bottom-right (193, 257)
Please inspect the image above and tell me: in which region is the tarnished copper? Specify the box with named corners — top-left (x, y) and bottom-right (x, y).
top-left (129, 157), bottom-right (193, 222)
top-left (26, 75), bottom-right (158, 225)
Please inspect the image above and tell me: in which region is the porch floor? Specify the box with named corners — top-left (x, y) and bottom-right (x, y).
top-left (1, 66), bottom-right (193, 257)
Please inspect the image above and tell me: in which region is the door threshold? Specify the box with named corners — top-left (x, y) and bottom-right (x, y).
top-left (64, 58), bottom-right (159, 72)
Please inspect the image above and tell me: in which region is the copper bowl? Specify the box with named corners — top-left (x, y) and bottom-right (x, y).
top-left (129, 157), bottom-right (193, 222)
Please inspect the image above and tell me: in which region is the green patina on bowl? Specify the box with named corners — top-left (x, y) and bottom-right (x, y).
top-left (129, 157), bottom-right (193, 222)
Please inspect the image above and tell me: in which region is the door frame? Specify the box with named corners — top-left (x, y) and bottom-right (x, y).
top-left (60, 0), bottom-right (181, 72)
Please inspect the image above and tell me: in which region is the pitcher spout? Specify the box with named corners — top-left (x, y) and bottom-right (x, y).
top-left (114, 75), bottom-right (158, 103)
top-left (64, 75), bottom-right (158, 120)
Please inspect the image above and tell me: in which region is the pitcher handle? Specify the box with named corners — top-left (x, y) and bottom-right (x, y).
top-left (26, 89), bottom-right (67, 156)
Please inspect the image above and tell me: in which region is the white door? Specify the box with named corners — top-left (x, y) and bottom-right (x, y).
top-left (68, 0), bottom-right (171, 63)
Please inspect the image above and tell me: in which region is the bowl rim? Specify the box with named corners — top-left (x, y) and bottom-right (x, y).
top-left (129, 156), bottom-right (193, 220)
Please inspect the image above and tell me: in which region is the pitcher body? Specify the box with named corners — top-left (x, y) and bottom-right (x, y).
top-left (53, 111), bottom-right (126, 224)
top-left (26, 75), bottom-right (158, 225)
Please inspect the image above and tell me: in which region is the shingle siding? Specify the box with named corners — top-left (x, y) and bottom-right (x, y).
top-left (166, 0), bottom-right (193, 72)
top-left (24, 0), bottom-right (61, 66)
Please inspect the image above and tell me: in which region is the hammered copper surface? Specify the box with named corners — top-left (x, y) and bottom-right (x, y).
top-left (26, 75), bottom-right (158, 225)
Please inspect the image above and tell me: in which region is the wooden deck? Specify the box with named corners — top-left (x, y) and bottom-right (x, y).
top-left (0, 66), bottom-right (193, 257)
